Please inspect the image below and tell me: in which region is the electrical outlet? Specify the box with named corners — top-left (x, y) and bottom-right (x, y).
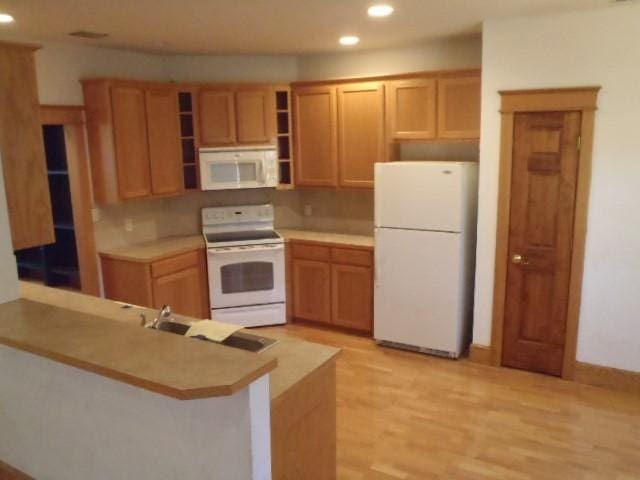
top-left (124, 218), bottom-right (134, 232)
top-left (304, 205), bottom-right (312, 217)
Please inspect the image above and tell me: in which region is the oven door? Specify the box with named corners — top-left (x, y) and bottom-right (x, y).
top-left (200, 152), bottom-right (266, 190)
top-left (207, 243), bottom-right (285, 309)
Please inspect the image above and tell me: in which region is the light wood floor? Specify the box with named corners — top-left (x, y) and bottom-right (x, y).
top-left (260, 324), bottom-right (640, 480)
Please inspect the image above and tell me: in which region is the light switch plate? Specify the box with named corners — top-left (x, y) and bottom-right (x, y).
top-left (304, 205), bottom-right (312, 217)
top-left (124, 218), bottom-right (134, 232)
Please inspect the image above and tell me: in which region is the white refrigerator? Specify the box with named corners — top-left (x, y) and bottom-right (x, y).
top-left (374, 161), bottom-right (478, 358)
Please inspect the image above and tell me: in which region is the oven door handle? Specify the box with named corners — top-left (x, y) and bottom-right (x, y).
top-left (208, 244), bottom-right (284, 255)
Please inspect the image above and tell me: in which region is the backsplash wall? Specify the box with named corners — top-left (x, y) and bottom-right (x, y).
top-left (94, 189), bottom-right (303, 251)
top-left (297, 190), bottom-right (374, 235)
top-left (94, 188), bottom-right (375, 252)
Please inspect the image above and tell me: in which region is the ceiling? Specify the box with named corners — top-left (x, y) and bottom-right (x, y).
top-left (0, 0), bottom-right (612, 55)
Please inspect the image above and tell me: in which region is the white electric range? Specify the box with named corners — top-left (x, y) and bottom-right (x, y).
top-left (202, 204), bottom-right (286, 327)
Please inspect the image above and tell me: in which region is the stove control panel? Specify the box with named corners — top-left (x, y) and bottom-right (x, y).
top-left (202, 204), bottom-right (274, 227)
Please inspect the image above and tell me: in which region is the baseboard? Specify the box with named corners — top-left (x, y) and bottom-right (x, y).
top-left (0, 460), bottom-right (33, 480)
top-left (469, 344), bottom-right (492, 365)
top-left (574, 361), bottom-right (640, 395)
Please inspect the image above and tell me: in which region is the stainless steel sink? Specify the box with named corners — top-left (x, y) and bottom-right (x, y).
top-left (154, 321), bottom-right (278, 353)
top-left (156, 321), bottom-right (190, 335)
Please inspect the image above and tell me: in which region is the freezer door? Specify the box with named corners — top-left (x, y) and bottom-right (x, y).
top-left (374, 161), bottom-right (464, 232)
top-left (374, 227), bottom-right (465, 355)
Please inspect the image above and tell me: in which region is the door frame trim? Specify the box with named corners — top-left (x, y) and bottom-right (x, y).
top-left (490, 87), bottom-right (600, 379)
top-left (40, 104), bottom-right (102, 297)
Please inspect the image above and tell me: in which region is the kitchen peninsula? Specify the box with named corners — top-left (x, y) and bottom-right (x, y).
top-left (0, 283), bottom-right (339, 480)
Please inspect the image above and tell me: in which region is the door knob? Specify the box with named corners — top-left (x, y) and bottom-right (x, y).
top-left (512, 254), bottom-right (528, 265)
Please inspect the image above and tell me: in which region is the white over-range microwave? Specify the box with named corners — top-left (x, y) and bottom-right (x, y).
top-left (199, 146), bottom-right (279, 191)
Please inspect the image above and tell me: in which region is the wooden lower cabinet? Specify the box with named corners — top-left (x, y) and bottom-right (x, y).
top-left (100, 249), bottom-right (209, 319)
top-left (290, 241), bottom-right (373, 333)
top-left (271, 360), bottom-right (337, 480)
top-left (151, 265), bottom-right (207, 318)
top-left (292, 259), bottom-right (331, 325)
top-left (331, 264), bottom-right (373, 332)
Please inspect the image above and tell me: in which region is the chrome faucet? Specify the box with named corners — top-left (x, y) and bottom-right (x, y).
top-left (151, 305), bottom-right (173, 329)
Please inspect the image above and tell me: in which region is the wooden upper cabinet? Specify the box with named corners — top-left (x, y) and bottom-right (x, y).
top-left (111, 86), bottom-right (152, 200)
top-left (198, 87), bottom-right (275, 146)
top-left (293, 86), bottom-right (338, 187)
top-left (386, 78), bottom-right (437, 140)
top-left (235, 89), bottom-right (275, 144)
top-left (145, 87), bottom-right (183, 195)
top-left (437, 74), bottom-right (481, 140)
top-left (337, 82), bottom-right (385, 188)
top-left (84, 79), bottom-right (185, 203)
top-left (0, 43), bottom-right (55, 250)
top-left (198, 88), bottom-right (237, 145)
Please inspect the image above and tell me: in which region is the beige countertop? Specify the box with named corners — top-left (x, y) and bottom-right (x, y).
top-left (9, 283), bottom-right (339, 402)
top-left (99, 235), bottom-right (205, 263)
top-left (97, 229), bottom-right (374, 264)
top-left (278, 228), bottom-right (374, 249)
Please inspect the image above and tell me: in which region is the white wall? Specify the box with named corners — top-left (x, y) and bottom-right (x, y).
top-left (33, 42), bottom-right (167, 105)
top-left (0, 154), bottom-right (20, 303)
top-left (474, 3), bottom-right (640, 372)
top-left (297, 35), bottom-right (481, 80)
top-left (164, 54), bottom-right (297, 83)
top-left (0, 344), bottom-right (271, 480)
top-left (0, 37), bottom-right (299, 105)
top-left (30, 43), bottom-right (298, 105)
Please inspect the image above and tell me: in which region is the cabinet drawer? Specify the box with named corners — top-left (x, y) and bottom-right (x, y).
top-left (291, 242), bottom-right (331, 262)
top-left (331, 247), bottom-right (373, 267)
top-left (151, 250), bottom-right (200, 278)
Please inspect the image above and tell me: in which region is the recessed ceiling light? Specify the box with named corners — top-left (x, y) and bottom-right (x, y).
top-left (339, 35), bottom-right (360, 46)
top-left (368, 4), bottom-right (394, 17)
top-left (0, 13), bottom-right (14, 24)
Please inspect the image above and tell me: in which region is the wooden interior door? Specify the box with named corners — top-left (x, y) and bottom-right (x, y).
top-left (386, 78), bottom-right (437, 140)
top-left (292, 258), bottom-right (331, 324)
top-left (199, 88), bottom-right (237, 145)
top-left (502, 111), bottom-right (581, 376)
top-left (110, 86), bottom-right (152, 199)
top-left (331, 264), bottom-right (373, 332)
top-left (293, 86), bottom-right (338, 187)
top-left (145, 87), bottom-right (183, 195)
top-left (337, 82), bottom-right (384, 188)
top-left (235, 89), bottom-right (274, 143)
top-left (437, 75), bottom-right (481, 139)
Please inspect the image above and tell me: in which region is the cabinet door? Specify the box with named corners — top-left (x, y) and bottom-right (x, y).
top-left (331, 264), bottom-right (373, 332)
top-left (236, 89), bottom-right (275, 144)
top-left (0, 44), bottom-right (54, 250)
top-left (337, 82), bottom-right (384, 188)
top-left (437, 75), bottom-right (481, 139)
top-left (152, 265), bottom-right (208, 319)
top-left (199, 88), bottom-right (236, 145)
top-left (111, 86), bottom-right (152, 199)
top-left (386, 78), bottom-right (437, 140)
top-left (293, 86), bottom-right (338, 187)
top-left (145, 87), bottom-right (183, 195)
top-left (292, 258), bottom-right (331, 324)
